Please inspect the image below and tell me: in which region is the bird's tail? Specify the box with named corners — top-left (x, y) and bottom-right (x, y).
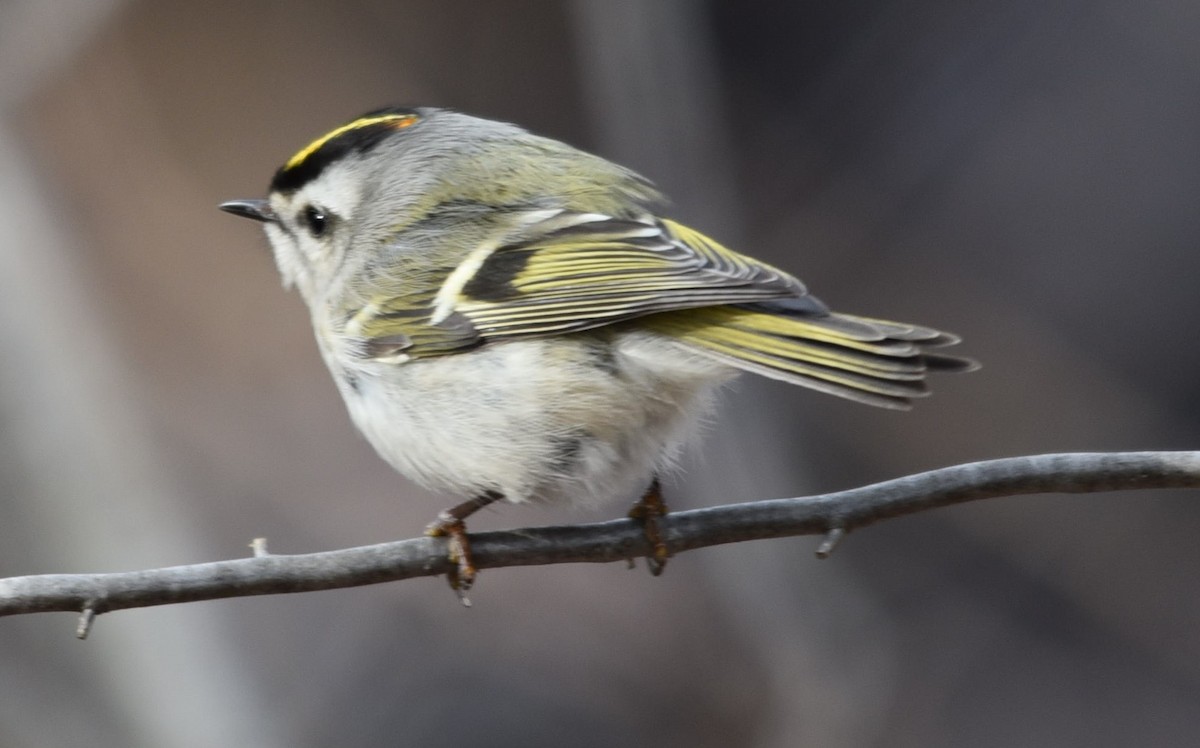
top-left (642, 303), bottom-right (977, 409)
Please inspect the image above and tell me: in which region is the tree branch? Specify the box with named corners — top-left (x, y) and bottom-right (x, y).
top-left (3, 451), bottom-right (1197, 636)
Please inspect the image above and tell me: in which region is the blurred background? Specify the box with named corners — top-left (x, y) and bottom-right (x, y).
top-left (2, 0), bottom-right (1199, 745)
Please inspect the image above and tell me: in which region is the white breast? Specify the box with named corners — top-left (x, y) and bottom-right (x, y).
top-left (318, 329), bottom-right (736, 509)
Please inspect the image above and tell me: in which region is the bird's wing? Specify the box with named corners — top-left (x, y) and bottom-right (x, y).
top-left (347, 210), bottom-right (818, 360)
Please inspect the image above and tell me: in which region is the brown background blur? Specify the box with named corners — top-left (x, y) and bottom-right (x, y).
top-left (2, 1), bottom-right (1199, 746)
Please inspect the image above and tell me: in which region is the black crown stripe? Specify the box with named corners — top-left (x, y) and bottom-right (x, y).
top-left (270, 107), bottom-right (421, 194)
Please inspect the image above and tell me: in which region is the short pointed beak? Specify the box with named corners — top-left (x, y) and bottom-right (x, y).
top-left (219, 199), bottom-right (277, 223)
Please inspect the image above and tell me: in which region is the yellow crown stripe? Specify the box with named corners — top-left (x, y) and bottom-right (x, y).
top-left (285, 113), bottom-right (417, 171)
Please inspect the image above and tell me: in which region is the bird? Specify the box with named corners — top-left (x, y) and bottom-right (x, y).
top-left (220, 106), bottom-right (976, 593)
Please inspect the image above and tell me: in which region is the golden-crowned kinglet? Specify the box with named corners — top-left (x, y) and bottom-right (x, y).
top-left (221, 106), bottom-right (975, 590)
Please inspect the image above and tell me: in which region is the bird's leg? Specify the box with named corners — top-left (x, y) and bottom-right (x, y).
top-left (425, 490), bottom-right (503, 596)
top-left (628, 476), bottom-right (671, 575)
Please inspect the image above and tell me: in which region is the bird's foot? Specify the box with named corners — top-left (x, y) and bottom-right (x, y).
top-left (425, 491), bottom-right (503, 604)
top-left (425, 512), bottom-right (477, 603)
top-left (628, 478), bottom-right (671, 575)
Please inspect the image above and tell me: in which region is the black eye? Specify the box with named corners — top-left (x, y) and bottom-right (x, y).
top-left (301, 205), bottom-right (330, 238)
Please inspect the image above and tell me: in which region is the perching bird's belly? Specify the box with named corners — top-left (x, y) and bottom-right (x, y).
top-left (327, 329), bottom-right (736, 508)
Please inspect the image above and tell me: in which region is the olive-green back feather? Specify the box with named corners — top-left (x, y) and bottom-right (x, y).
top-left (345, 209), bottom-right (975, 406)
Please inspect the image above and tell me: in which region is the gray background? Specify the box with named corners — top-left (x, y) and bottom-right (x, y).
top-left (1, 1), bottom-right (1198, 746)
